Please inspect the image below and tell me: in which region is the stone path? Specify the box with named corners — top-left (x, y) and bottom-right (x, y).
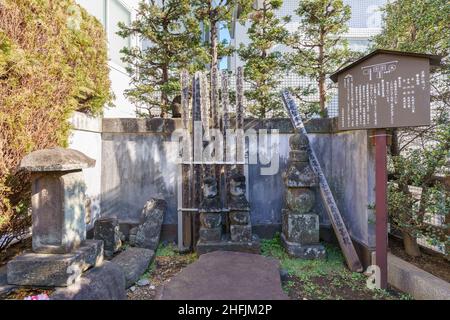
top-left (157, 251), bottom-right (289, 300)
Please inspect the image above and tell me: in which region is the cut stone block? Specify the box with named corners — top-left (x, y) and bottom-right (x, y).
top-left (199, 227), bottom-right (222, 242)
top-left (31, 171), bottom-right (87, 254)
top-left (51, 261), bottom-right (126, 300)
top-left (196, 234), bottom-right (261, 255)
top-left (7, 240), bottom-right (103, 287)
top-left (111, 247), bottom-right (155, 288)
top-left (282, 211), bottom-right (320, 244)
top-left (200, 212), bottom-right (222, 228)
top-left (281, 233), bottom-right (326, 259)
top-left (131, 198), bottom-right (166, 250)
top-left (285, 188), bottom-right (315, 213)
top-left (230, 225), bottom-right (252, 242)
top-left (229, 211), bottom-right (250, 225)
top-left (94, 217), bottom-right (122, 257)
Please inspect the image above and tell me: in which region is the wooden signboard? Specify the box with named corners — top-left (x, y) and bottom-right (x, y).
top-left (330, 50), bottom-right (440, 130)
top-left (330, 49), bottom-right (442, 288)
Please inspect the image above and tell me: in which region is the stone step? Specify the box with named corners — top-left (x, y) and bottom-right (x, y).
top-left (6, 240), bottom-right (103, 287)
top-left (111, 247), bottom-right (155, 288)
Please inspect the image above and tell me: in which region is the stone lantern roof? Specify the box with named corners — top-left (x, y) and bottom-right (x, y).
top-left (20, 147), bottom-right (95, 172)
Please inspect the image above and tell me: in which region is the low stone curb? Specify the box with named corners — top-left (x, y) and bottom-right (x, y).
top-left (388, 253), bottom-right (450, 300)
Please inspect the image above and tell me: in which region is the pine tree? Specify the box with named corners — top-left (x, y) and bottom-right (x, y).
top-left (237, 0), bottom-right (290, 118)
top-left (192, 0), bottom-right (253, 71)
top-left (118, 0), bottom-right (207, 117)
top-left (286, 0), bottom-right (352, 117)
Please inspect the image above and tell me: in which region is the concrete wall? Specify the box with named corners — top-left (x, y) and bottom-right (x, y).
top-left (68, 115), bottom-right (376, 250)
top-left (97, 117), bottom-right (376, 250)
top-left (68, 112), bottom-right (103, 229)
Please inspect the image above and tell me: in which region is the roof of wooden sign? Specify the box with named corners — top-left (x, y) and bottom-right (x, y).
top-left (329, 49), bottom-right (442, 82)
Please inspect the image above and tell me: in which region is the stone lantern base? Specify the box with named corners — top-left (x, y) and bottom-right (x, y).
top-left (281, 233), bottom-right (326, 259)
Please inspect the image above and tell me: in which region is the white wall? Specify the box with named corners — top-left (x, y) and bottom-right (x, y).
top-left (68, 112), bottom-right (103, 229)
top-left (76, 0), bottom-right (141, 118)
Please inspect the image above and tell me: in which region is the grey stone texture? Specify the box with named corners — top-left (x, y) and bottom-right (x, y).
top-left (51, 261), bottom-right (126, 300)
top-left (0, 266), bottom-right (16, 297)
top-left (7, 240), bottom-right (103, 287)
top-left (199, 227), bottom-right (222, 242)
top-left (31, 171), bottom-right (87, 254)
top-left (111, 247), bottom-right (155, 288)
top-left (230, 225), bottom-right (252, 242)
top-left (281, 132), bottom-right (325, 259)
top-left (94, 217), bottom-right (122, 257)
top-left (388, 253), bottom-right (450, 300)
top-left (157, 251), bottom-right (288, 300)
top-left (281, 233), bottom-right (326, 259)
top-left (20, 147), bottom-right (95, 172)
top-left (282, 211), bottom-right (320, 244)
top-left (130, 198), bottom-right (167, 250)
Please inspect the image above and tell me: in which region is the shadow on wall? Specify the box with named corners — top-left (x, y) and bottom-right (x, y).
top-left (100, 120), bottom-right (178, 226)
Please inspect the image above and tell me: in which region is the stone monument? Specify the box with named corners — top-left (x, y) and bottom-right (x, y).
top-left (281, 133), bottom-right (326, 259)
top-left (198, 176), bottom-right (222, 242)
top-left (228, 171), bottom-right (252, 242)
top-left (7, 148), bottom-right (104, 287)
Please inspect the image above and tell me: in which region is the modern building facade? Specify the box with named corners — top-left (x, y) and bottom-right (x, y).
top-left (229, 0), bottom-right (388, 116)
top-left (76, 0), bottom-right (141, 118)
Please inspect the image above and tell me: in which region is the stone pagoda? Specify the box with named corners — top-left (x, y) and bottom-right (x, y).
top-left (281, 133), bottom-right (326, 259)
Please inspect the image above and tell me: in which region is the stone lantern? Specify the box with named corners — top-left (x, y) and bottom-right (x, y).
top-left (7, 148), bottom-right (104, 287)
top-left (281, 133), bottom-right (326, 259)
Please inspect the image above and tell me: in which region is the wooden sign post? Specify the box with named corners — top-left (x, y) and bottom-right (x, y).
top-left (331, 49), bottom-right (441, 289)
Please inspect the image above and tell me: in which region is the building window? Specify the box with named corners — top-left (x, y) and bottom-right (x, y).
top-left (108, 0), bottom-right (131, 69)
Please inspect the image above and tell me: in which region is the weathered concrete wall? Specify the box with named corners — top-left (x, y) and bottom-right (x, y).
top-left (69, 112), bottom-right (103, 229)
top-left (83, 117), bottom-right (376, 250)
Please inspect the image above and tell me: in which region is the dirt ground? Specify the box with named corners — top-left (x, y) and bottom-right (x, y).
top-left (389, 236), bottom-right (450, 283)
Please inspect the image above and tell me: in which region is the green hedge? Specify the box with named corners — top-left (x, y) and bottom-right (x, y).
top-left (0, 0), bottom-right (112, 249)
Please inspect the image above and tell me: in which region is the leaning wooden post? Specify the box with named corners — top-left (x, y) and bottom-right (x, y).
top-left (282, 90), bottom-right (363, 272)
top-left (221, 70), bottom-right (231, 231)
top-left (192, 72), bottom-right (203, 247)
top-left (179, 70), bottom-right (193, 250)
top-left (200, 72), bottom-right (212, 177)
top-left (236, 67), bottom-right (245, 175)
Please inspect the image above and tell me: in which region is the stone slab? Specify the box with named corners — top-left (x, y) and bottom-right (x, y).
top-left (281, 233), bottom-right (326, 259)
top-left (157, 251), bottom-right (288, 300)
top-left (20, 147), bottom-right (95, 172)
top-left (0, 266), bottom-right (16, 297)
top-left (282, 211), bottom-right (320, 244)
top-left (196, 235), bottom-right (261, 255)
top-left (7, 240), bottom-right (103, 287)
top-left (51, 261), bottom-right (126, 300)
top-left (388, 253), bottom-right (450, 300)
top-left (94, 217), bottom-right (122, 257)
top-left (111, 247), bottom-right (155, 288)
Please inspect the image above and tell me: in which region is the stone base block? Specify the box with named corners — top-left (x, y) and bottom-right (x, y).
top-left (230, 224), bottom-right (252, 242)
top-left (282, 211), bottom-right (320, 244)
top-left (281, 233), bottom-right (326, 259)
top-left (196, 234), bottom-right (261, 255)
top-left (111, 247), bottom-right (155, 288)
top-left (51, 261), bottom-right (126, 300)
top-left (7, 240), bottom-right (103, 287)
top-left (199, 227), bottom-right (222, 242)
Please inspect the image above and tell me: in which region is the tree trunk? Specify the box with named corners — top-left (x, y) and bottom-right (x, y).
top-left (161, 66), bottom-right (169, 118)
top-left (210, 18), bottom-right (218, 72)
top-left (402, 230), bottom-right (421, 257)
top-left (318, 31), bottom-right (326, 117)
